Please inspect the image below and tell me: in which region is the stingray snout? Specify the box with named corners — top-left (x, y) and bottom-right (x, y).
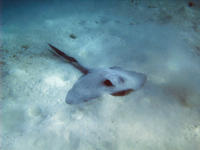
top-left (136, 73), bottom-right (147, 89)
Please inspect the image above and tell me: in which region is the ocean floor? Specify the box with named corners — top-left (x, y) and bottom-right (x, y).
top-left (0, 0), bottom-right (200, 150)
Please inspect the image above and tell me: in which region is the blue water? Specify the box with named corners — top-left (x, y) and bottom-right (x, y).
top-left (1, 0), bottom-right (200, 150)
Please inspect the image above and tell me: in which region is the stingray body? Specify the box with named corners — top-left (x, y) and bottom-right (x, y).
top-left (48, 44), bottom-right (147, 104)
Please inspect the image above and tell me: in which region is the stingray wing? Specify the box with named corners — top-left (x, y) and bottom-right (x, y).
top-left (65, 71), bottom-right (104, 104)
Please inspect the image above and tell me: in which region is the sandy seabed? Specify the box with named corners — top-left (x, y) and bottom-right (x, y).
top-left (0, 0), bottom-right (200, 150)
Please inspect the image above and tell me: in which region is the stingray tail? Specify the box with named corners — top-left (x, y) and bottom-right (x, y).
top-left (48, 43), bottom-right (88, 74)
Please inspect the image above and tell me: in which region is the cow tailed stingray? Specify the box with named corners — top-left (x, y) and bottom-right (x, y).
top-left (48, 44), bottom-right (147, 104)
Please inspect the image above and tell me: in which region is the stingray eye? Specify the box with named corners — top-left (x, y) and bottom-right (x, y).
top-left (103, 79), bottom-right (114, 87)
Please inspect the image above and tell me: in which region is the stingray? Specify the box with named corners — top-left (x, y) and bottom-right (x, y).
top-left (48, 44), bottom-right (147, 104)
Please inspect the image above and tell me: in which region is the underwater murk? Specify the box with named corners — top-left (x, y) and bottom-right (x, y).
top-left (0, 0), bottom-right (200, 150)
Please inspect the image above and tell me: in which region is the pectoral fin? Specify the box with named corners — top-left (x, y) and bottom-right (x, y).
top-left (111, 89), bottom-right (134, 96)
